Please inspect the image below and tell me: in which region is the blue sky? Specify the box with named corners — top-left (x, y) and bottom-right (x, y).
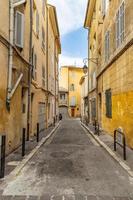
top-left (48, 0), bottom-right (88, 67)
top-left (61, 28), bottom-right (88, 60)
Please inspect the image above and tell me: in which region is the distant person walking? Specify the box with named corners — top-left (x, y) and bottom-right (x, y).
top-left (59, 113), bottom-right (62, 121)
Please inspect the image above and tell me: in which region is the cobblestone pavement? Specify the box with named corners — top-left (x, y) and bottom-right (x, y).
top-left (0, 119), bottom-right (133, 199)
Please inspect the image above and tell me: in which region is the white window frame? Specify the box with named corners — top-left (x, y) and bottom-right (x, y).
top-left (116, 1), bottom-right (125, 48)
top-left (15, 11), bottom-right (24, 48)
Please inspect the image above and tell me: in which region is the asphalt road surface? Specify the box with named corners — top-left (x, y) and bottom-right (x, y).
top-left (1, 119), bottom-right (133, 200)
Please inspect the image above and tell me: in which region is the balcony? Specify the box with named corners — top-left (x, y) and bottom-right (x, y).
top-left (59, 99), bottom-right (68, 107)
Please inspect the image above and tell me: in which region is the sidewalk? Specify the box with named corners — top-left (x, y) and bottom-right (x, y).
top-left (82, 122), bottom-right (133, 173)
top-left (4, 123), bottom-right (58, 176)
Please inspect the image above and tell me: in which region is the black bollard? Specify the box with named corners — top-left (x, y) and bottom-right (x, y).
top-left (0, 135), bottom-right (6, 178)
top-left (27, 123), bottom-right (30, 141)
top-left (22, 128), bottom-right (26, 157)
top-left (37, 123), bottom-right (39, 142)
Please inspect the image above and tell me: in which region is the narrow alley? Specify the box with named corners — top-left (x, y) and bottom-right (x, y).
top-left (1, 119), bottom-right (133, 200)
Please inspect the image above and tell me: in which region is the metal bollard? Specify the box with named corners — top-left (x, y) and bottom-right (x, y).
top-left (54, 117), bottom-right (55, 126)
top-left (27, 123), bottom-right (30, 141)
top-left (37, 123), bottom-right (39, 142)
top-left (22, 128), bottom-right (26, 157)
top-left (0, 135), bottom-right (6, 178)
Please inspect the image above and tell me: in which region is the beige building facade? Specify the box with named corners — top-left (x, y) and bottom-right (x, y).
top-left (84, 0), bottom-right (133, 147)
top-left (79, 74), bottom-right (88, 123)
top-left (0, 0), bottom-right (61, 154)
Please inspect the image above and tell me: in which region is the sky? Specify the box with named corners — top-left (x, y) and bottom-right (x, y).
top-left (48, 0), bottom-right (88, 67)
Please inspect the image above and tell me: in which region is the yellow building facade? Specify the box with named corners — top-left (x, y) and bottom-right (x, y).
top-left (84, 0), bottom-right (133, 147)
top-left (59, 66), bottom-right (83, 118)
top-left (0, 0), bottom-right (30, 153)
top-left (0, 0), bottom-right (61, 154)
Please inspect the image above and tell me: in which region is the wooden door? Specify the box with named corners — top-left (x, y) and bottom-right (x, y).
top-left (71, 108), bottom-right (75, 117)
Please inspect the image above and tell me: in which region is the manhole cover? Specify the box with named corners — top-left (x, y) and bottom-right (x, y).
top-left (50, 151), bottom-right (70, 158)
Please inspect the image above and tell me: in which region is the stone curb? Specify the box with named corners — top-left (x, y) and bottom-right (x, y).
top-left (4, 122), bottom-right (60, 180)
top-left (81, 122), bottom-right (133, 178)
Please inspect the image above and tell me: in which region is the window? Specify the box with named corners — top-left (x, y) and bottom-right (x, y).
top-left (60, 94), bottom-right (65, 100)
top-left (70, 96), bottom-right (76, 107)
top-left (42, 66), bottom-right (45, 87)
top-left (105, 31), bottom-right (110, 62)
top-left (32, 48), bottom-right (37, 81)
top-left (70, 84), bottom-right (75, 91)
top-left (22, 104), bottom-right (26, 113)
top-left (36, 10), bottom-right (39, 37)
top-left (102, 0), bottom-right (109, 16)
top-left (116, 2), bottom-right (125, 48)
top-left (42, 27), bottom-right (45, 50)
top-left (42, 0), bottom-right (45, 17)
top-left (33, 3), bottom-right (39, 37)
top-left (15, 11), bottom-right (24, 48)
top-left (105, 89), bottom-right (112, 118)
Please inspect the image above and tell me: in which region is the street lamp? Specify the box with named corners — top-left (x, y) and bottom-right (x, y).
top-left (82, 57), bottom-right (98, 125)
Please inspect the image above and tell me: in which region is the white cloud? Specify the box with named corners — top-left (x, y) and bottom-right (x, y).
top-left (59, 54), bottom-right (83, 67)
top-left (48, 0), bottom-right (88, 35)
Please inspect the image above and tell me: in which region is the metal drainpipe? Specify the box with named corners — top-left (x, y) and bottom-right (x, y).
top-left (46, 5), bottom-right (49, 128)
top-left (27, 0), bottom-right (33, 141)
top-left (7, 0), bottom-right (14, 110)
top-left (54, 38), bottom-right (57, 120)
top-left (84, 27), bottom-right (90, 124)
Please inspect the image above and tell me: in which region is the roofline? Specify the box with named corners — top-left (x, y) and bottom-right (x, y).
top-left (84, 0), bottom-right (90, 28)
top-left (47, 4), bottom-right (61, 53)
top-left (61, 66), bottom-right (83, 70)
top-left (84, 0), bottom-right (96, 28)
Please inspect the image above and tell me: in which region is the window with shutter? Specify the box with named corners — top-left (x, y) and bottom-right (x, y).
top-left (70, 96), bottom-right (76, 107)
top-left (15, 11), bottom-right (24, 48)
top-left (91, 99), bottom-right (96, 120)
top-left (42, 65), bottom-right (45, 87)
top-left (32, 48), bottom-right (37, 81)
top-left (36, 10), bottom-right (39, 37)
top-left (105, 89), bottom-right (112, 118)
top-left (42, 0), bottom-right (45, 17)
top-left (116, 10), bottom-right (120, 48)
top-left (42, 27), bottom-right (45, 50)
top-left (105, 31), bottom-right (110, 62)
top-left (70, 84), bottom-right (75, 91)
top-left (116, 2), bottom-right (125, 48)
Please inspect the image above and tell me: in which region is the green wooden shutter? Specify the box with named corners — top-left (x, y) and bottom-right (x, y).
top-left (106, 89), bottom-right (112, 118)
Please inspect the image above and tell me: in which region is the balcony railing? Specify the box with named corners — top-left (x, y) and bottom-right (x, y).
top-left (59, 99), bottom-right (68, 106)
